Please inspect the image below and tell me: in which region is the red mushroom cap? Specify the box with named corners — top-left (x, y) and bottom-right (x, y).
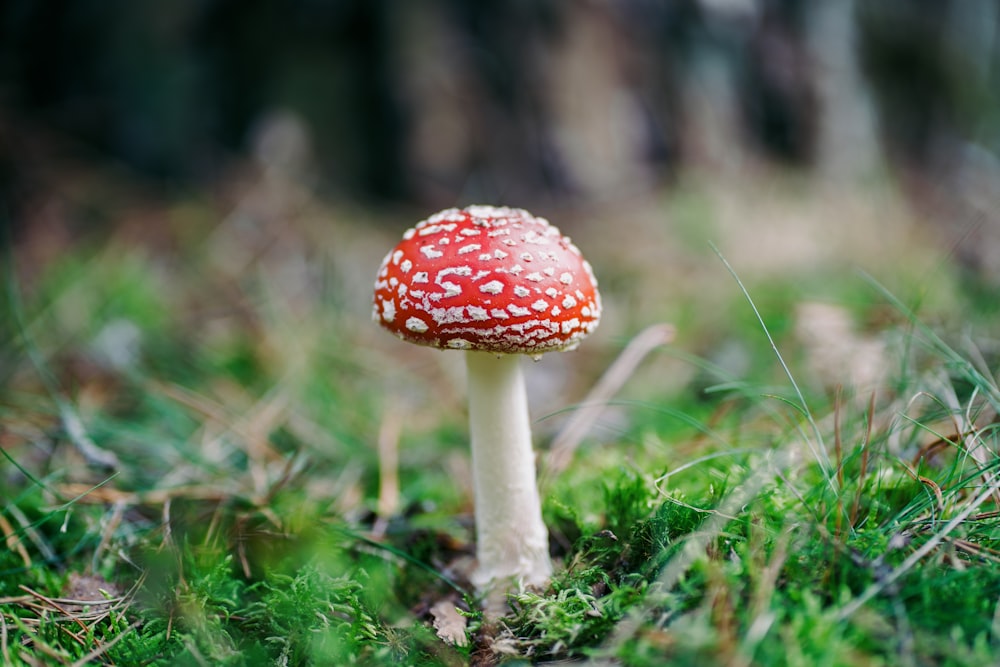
top-left (373, 205), bottom-right (601, 354)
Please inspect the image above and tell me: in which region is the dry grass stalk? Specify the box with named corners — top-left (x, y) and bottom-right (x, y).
top-left (543, 323), bottom-right (675, 486)
top-left (0, 511), bottom-right (32, 568)
top-left (373, 397), bottom-right (404, 537)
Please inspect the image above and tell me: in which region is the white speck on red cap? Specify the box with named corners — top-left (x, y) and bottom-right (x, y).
top-left (373, 205), bottom-right (601, 354)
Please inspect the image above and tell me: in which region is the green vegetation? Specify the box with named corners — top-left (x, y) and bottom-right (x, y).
top-left (2, 184), bottom-right (999, 665)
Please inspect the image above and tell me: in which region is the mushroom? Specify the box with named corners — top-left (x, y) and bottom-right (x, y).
top-left (372, 205), bottom-right (601, 596)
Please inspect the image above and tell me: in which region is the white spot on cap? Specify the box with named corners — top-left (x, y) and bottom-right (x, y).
top-left (531, 299), bottom-right (548, 312)
top-left (392, 250), bottom-right (404, 265)
top-left (480, 280), bottom-right (504, 295)
top-left (508, 304), bottom-right (531, 317)
top-left (431, 306), bottom-right (467, 324)
top-left (467, 306), bottom-right (489, 320)
top-left (460, 228), bottom-right (481, 236)
top-left (490, 308), bottom-right (510, 319)
top-left (458, 243), bottom-right (481, 255)
top-left (400, 259), bottom-right (413, 273)
top-left (418, 223), bottom-right (457, 236)
top-left (562, 295), bottom-right (577, 309)
top-left (543, 267), bottom-right (556, 277)
top-left (436, 266), bottom-right (472, 281)
top-left (494, 249), bottom-right (509, 260)
top-left (560, 272), bottom-right (573, 284)
top-left (381, 299), bottom-right (396, 322)
top-left (525, 272), bottom-right (544, 282)
top-left (561, 318), bottom-right (581, 334)
top-left (413, 272), bottom-right (429, 284)
top-left (520, 252), bottom-right (533, 262)
top-left (440, 281), bottom-right (462, 298)
top-left (551, 306), bottom-right (562, 316)
top-left (514, 285), bottom-right (530, 297)
top-left (405, 317), bottom-right (428, 333)
top-left (467, 205), bottom-right (505, 219)
top-left (545, 287), bottom-right (558, 298)
top-left (420, 245), bottom-right (444, 259)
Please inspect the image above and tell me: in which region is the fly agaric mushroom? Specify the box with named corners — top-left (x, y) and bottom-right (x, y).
top-left (372, 205), bottom-right (601, 595)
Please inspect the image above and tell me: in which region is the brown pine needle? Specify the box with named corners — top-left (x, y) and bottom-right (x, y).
top-left (18, 586), bottom-right (90, 636)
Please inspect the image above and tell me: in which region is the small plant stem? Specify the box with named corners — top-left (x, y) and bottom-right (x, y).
top-left (850, 392), bottom-right (876, 528)
top-left (834, 386), bottom-right (844, 541)
top-left (712, 245), bottom-right (833, 487)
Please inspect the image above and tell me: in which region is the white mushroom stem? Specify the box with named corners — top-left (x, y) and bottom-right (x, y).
top-left (465, 351), bottom-right (552, 594)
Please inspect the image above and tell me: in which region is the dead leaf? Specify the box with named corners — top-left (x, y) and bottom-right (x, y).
top-left (430, 599), bottom-right (468, 647)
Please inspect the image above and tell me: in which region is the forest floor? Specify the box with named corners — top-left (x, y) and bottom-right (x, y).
top-left (2, 163), bottom-right (999, 665)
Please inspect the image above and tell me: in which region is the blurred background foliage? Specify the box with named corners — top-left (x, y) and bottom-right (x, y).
top-left (1, 1), bottom-right (998, 232)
